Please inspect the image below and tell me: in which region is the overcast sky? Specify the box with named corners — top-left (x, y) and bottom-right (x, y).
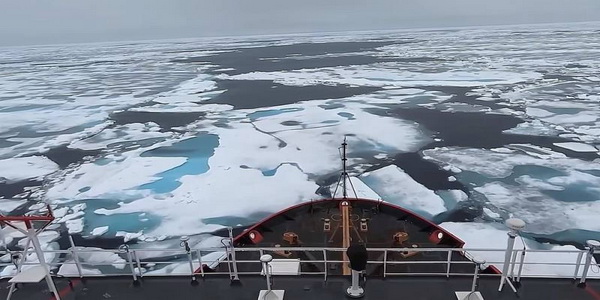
top-left (1, 0), bottom-right (599, 46)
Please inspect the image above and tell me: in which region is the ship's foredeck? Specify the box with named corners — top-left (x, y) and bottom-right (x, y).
top-left (2, 275), bottom-right (599, 300)
top-left (227, 198), bottom-right (480, 276)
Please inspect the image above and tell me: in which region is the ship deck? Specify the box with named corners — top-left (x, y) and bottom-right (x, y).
top-left (2, 275), bottom-right (599, 300)
top-left (227, 198), bottom-right (484, 276)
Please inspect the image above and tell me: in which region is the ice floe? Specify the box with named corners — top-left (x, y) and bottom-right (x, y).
top-left (424, 147), bottom-right (599, 178)
top-left (441, 222), bottom-right (599, 278)
top-left (90, 226), bottom-right (109, 237)
top-left (47, 150), bottom-right (187, 200)
top-left (553, 142), bottom-right (598, 153)
top-left (94, 163), bottom-right (319, 236)
top-left (361, 165), bottom-right (446, 216)
top-left (0, 199), bottom-right (27, 214)
top-left (0, 156), bottom-right (58, 182)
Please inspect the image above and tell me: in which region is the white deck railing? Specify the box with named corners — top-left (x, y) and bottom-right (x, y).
top-left (1, 242), bottom-right (598, 287)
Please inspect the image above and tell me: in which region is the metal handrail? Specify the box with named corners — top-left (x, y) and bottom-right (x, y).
top-left (1, 244), bottom-right (597, 285)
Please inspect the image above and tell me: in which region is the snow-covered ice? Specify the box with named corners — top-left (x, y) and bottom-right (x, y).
top-left (0, 156), bottom-right (58, 182)
top-left (441, 222), bottom-right (599, 278)
top-left (553, 142), bottom-right (598, 153)
top-left (90, 226), bottom-right (109, 237)
top-left (361, 165), bottom-right (447, 216)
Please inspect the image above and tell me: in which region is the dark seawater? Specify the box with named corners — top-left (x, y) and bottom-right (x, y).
top-left (42, 146), bottom-right (100, 169)
top-left (174, 41), bottom-right (398, 75)
top-left (208, 80), bottom-right (380, 109)
top-left (110, 110), bottom-right (205, 130)
top-left (0, 180), bottom-right (41, 199)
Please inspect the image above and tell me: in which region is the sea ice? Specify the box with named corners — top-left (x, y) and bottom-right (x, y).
top-left (58, 264), bottom-right (102, 276)
top-left (0, 199), bottom-right (27, 214)
top-left (361, 165), bottom-right (446, 216)
top-left (46, 149), bottom-right (187, 201)
top-left (0, 156), bottom-right (58, 182)
top-left (331, 176), bottom-right (381, 200)
top-left (441, 222), bottom-right (599, 278)
top-left (95, 163), bottom-right (319, 236)
top-left (90, 226), bottom-right (109, 237)
top-left (475, 182), bottom-right (600, 234)
top-left (423, 147), bottom-right (599, 178)
top-left (75, 247), bottom-right (127, 270)
top-left (553, 142), bottom-right (598, 153)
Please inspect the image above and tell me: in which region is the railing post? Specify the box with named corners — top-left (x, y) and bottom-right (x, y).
top-left (68, 235), bottom-right (83, 279)
top-left (119, 244), bottom-right (139, 286)
top-left (383, 249), bottom-right (387, 278)
top-left (446, 250), bottom-right (452, 278)
top-left (573, 251), bottom-right (584, 280)
top-left (578, 240), bottom-right (600, 287)
top-left (227, 227), bottom-right (240, 282)
top-left (196, 249), bottom-right (205, 278)
top-left (180, 236), bottom-right (197, 285)
top-left (133, 251), bottom-right (143, 277)
top-left (323, 249), bottom-right (328, 282)
top-left (509, 249), bottom-right (519, 279)
top-left (516, 249), bottom-right (526, 284)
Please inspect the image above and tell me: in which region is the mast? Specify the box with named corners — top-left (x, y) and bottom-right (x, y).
top-left (342, 137), bottom-right (348, 199)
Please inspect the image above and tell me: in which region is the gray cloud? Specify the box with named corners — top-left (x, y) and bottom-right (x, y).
top-left (1, 0), bottom-right (599, 46)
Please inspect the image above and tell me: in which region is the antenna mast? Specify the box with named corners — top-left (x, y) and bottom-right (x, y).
top-left (332, 137), bottom-right (358, 199)
top-left (342, 138), bottom-right (348, 199)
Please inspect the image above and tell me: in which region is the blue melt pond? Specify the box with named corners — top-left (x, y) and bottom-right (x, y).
top-left (139, 134), bottom-right (219, 193)
top-left (261, 163), bottom-right (301, 177)
top-left (337, 112), bottom-right (355, 120)
top-left (248, 108), bottom-right (303, 121)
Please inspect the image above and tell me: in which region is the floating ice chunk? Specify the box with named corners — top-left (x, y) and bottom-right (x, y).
top-left (116, 231), bottom-right (144, 243)
top-left (448, 176), bottom-right (457, 182)
top-left (68, 123), bottom-right (169, 151)
top-left (75, 247), bottom-right (127, 270)
top-left (47, 151), bottom-right (187, 200)
top-left (442, 165), bottom-right (462, 173)
top-left (145, 251), bottom-right (226, 275)
top-left (58, 211), bottom-right (85, 223)
top-left (544, 112), bottom-right (598, 125)
top-left (332, 176), bottom-right (381, 200)
top-left (16, 231), bottom-right (60, 248)
top-left (362, 165), bottom-right (446, 216)
top-left (0, 156), bottom-right (58, 182)
top-left (553, 142), bottom-right (598, 153)
top-left (0, 199), bottom-right (27, 214)
top-left (440, 222), bottom-right (598, 278)
top-left (526, 107), bottom-right (554, 118)
top-left (475, 182), bottom-right (600, 234)
top-left (424, 147), bottom-right (599, 178)
top-left (90, 226), bottom-right (109, 237)
top-left (66, 218), bottom-right (84, 234)
top-left (490, 147), bottom-right (514, 154)
top-left (483, 208), bottom-right (501, 219)
top-left (437, 189), bottom-right (469, 210)
top-left (58, 264), bottom-right (102, 276)
top-left (503, 120), bottom-right (561, 136)
top-left (166, 74), bottom-right (216, 95)
top-left (507, 144), bottom-right (566, 159)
